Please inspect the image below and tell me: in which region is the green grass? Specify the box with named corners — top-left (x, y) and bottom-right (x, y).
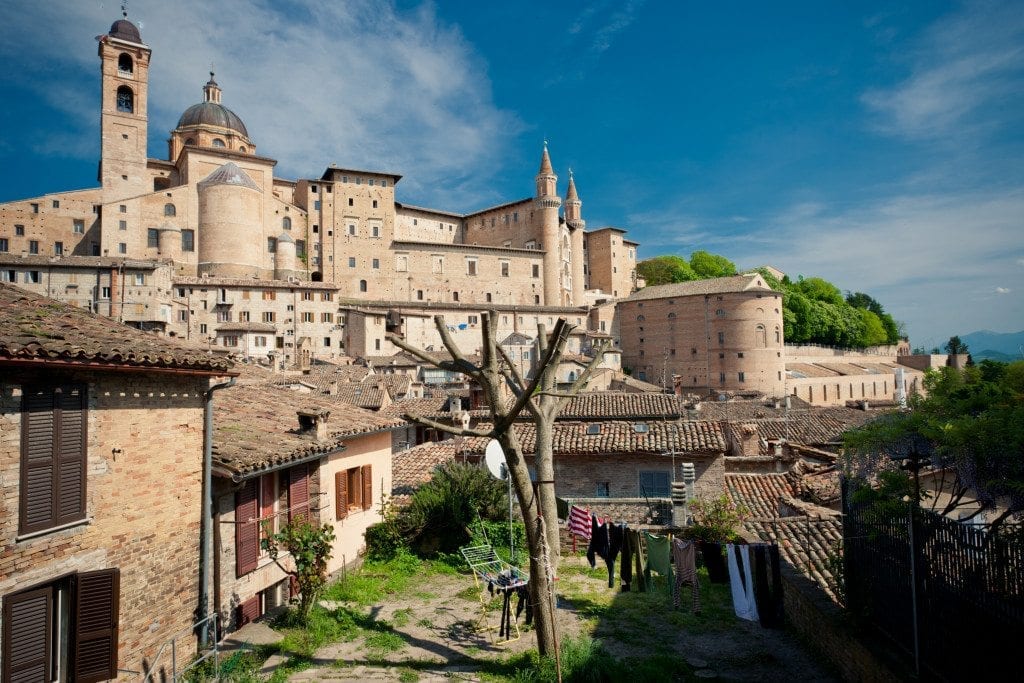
top-left (365, 629), bottom-right (406, 655)
top-left (273, 605), bottom-right (363, 657)
top-left (392, 607), bottom-right (413, 627)
top-left (398, 667), bottom-right (420, 682)
top-left (267, 655), bottom-right (312, 683)
top-left (323, 549), bottom-right (452, 605)
top-left (181, 645), bottom-right (274, 682)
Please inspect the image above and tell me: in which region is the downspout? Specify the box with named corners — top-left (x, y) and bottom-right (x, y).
top-left (199, 375), bottom-right (236, 647)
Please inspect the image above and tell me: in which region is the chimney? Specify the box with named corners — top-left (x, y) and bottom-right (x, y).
top-left (672, 462), bottom-right (697, 527)
top-left (732, 423), bottom-right (760, 456)
top-left (297, 409), bottom-right (331, 441)
top-left (328, 381), bottom-right (338, 396)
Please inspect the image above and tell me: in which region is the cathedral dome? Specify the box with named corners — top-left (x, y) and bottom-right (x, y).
top-left (177, 101), bottom-right (249, 138)
top-left (108, 19), bottom-right (141, 43)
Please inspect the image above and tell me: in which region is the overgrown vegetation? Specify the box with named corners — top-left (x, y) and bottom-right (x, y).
top-left (261, 517), bottom-right (335, 623)
top-left (844, 361), bottom-right (1024, 527)
top-left (684, 494), bottom-right (751, 542)
top-left (636, 250), bottom-right (902, 348)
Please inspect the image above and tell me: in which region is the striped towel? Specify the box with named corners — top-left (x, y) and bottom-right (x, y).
top-left (568, 505), bottom-right (591, 539)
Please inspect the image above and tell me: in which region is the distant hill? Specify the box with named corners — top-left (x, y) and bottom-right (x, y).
top-left (973, 349), bottom-right (1018, 362)
top-left (960, 330), bottom-right (1024, 359)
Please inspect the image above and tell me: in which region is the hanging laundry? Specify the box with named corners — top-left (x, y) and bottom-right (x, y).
top-left (620, 525), bottom-right (635, 591)
top-left (556, 497), bottom-right (570, 521)
top-left (606, 523), bottom-right (625, 588)
top-left (644, 532), bottom-right (673, 592)
top-left (727, 543), bottom-right (759, 621)
top-left (568, 505), bottom-right (591, 540)
top-left (752, 543), bottom-right (784, 628)
top-left (623, 528), bottom-right (648, 593)
top-left (586, 515), bottom-right (609, 569)
top-left (671, 538), bottom-right (700, 612)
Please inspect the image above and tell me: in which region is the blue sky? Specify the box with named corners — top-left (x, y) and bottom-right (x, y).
top-left (1, 1), bottom-right (1021, 349)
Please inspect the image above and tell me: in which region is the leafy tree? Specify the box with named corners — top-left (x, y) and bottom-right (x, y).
top-left (844, 362), bottom-right (1024, 527)
top-left (262, 517), bottom-right (336, 624)
top-left (858, 309), bottom-right (889, 347)
top-left (945, 335), bottom-right (969, 355)
top-left (636, 255), bottom-right (696, 285)
top-left (689, 250), bottom-right (737, 278)
top-left (795, 276), bottom-right (844, 306)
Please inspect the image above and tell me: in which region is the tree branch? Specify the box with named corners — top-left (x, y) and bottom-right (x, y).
top-left (432, 315), bottom-right (483, 380)
top-left (401, 412), bottom-right (494, 439)
top-left (498, 318), bottom-right (570, 430)
top-left (495, 342), bottom-right (527, 394)
top-left (386, 332), bottom-right (478, 378)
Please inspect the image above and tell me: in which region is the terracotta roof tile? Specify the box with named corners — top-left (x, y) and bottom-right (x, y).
top-left (0, 283), bottom-right (230, 373)
top-left (212, 384), bottom-right (405, 479)
top-left (625, 274), bottom-right (776, 301)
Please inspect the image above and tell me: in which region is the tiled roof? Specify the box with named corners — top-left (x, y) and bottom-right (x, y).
top-left (212, 384), bottom-right (405, 479)
top-left (786, 362), bottom-right (839, 378)
top-left (0, 255), bottom-right (162, 269)
top-left (474, 421), bottom-right (726, 455)
top-left (557, 392), bottom-right (683, 419)
top-left (748, 408), bottom-right (876, 446)
top-left (173, 276), bottom-right (338, 290)
top-left (380, 396), bottom-right (452, 420)
top-left (0, 283), bottom-right (230, 373)
top-left (330, 384), bottom-right (389, 410)
top-left (624, 274), bottom-right (775, 302)
top-left (374, 373), bottom-right (412, 398)
top-left (725, 473), bottom-right (796, 519)
top-left (391, 441), bottom-right (472, 504)
top-left (745, 517), bottom-right (843, 601)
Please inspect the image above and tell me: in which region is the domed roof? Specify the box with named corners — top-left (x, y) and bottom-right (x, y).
top-left (277, 232), bottom-right (295, 244)
top-left (177, 102), bottom-right (249, 138)
top-left (108, 18), bottom-right (142, 43)
top-left (197, 162), bottom-right (261, 192)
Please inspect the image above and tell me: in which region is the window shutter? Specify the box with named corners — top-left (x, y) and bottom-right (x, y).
top-left (57, 385), bottom-right (87, 526)
top-left (260, 474), bottom-right (276, 539)
top-left (73, 568), bottom-right (120, 683)
top-left (236, 595), bottom-right (260, 628)
top-left (335, 470), bottom-right (348, 520)
top-left (235, 480), bottom-right (259, 576)
top-left (2, 586), bottom-right (52, 683)
top-left (361, 464), bottom-right (373, 511)
top-left (288, 465), bottom-right (309, 523)
top-left (20, 387), bottom-right (56, 535)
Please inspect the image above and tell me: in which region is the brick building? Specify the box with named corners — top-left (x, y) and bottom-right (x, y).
top-left (0, 283), bottom-right (232, 681)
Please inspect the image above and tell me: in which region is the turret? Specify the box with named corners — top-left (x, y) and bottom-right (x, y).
top-left (565, 170), bottom-right (585, 305)
top-left (274, 232), bottom-right (298, 281)
top-left (533, 143), bottom-right (561, 305)
top-left (197, 162), bottom-right (263, 278)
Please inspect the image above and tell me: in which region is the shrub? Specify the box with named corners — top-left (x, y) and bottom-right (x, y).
top-left (365, 519), bottom-right (405, 561)
top-left (262, 517), bottom-right (335, 624)
top-left (686, 494), bottom-right (750, 542)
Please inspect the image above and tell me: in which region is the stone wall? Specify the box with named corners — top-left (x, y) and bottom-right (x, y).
top-left (546, 453), bottom-right (723, 501)
top-left (0, 369), bottom-right (209, 677)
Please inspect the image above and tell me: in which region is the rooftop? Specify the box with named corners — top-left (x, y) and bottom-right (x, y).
top-left (624, 274), bottom-right (776, 302)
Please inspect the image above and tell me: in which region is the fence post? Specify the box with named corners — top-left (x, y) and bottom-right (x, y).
top-left (907, 501), bottom-right (920, 677)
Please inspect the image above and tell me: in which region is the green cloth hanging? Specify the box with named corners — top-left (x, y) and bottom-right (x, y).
top-left (644, 531), bottom-right (673, 591)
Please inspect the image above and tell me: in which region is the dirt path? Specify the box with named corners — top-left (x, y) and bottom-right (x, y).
top-left (270, 554), bottom-right (836, 682)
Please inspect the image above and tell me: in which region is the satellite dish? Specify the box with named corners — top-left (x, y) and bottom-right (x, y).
top-left (484, 439), bottom-right (507, 480)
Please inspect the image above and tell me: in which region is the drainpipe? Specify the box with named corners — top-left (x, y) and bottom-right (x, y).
top-left (199, 375), bottom-right (236, 648)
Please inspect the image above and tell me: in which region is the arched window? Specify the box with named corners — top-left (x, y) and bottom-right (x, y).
top-left (212, 138), bottom-right (226, 148)
top-left (667, 312), bottom-right (676, 319)
top-left (282, 216), bottom-right (292, 230)
top-left (359, 280), bottom-right (368, 292)
top-left (164, 203), bottom-right (176, 217)
top-left (756, 324), bottom-right (767, 348)
top-left (636, 314), bottom-right (645, 322)
top-left (239, 146), bottom-right (247, 153)
top-left (185, 138), bottom-right (196, 146)
top-left (775, 326), bottom-right (781, 344)
top-left (116, 86), bottom-right (134, 113)
top-left (118, 53), bottom-right (133, 75)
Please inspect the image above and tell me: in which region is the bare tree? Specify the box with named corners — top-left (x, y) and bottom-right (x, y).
top-left (388, 313), bottom-right (607, 654)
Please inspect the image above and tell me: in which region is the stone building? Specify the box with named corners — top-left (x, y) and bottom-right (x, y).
top-left (0, 13), bottom-right (640, 367)
top-left (0, 282), bottom-right (232, 681)
top-left (210, 384), bottom-right (403, 630)
top-left (617, 273), bottom-right (787, 395)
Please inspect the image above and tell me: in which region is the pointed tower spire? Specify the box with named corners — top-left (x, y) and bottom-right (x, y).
top-left (565, 168), bottom-right (584, 231)
top-left (566, 168), bottom-right (579, 201)
top-left (535, 141), bottom-right (557, 198)
top-left (538, 140), bottom-right (554, 176)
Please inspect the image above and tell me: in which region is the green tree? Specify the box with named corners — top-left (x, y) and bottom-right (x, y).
top-left (689, 250), bottom-right (737, 278)
top-left (857, 309), bottom-right (889, 347)
top-left (844, 362), bottom-right (1024, 527)
top-left (262, 517), bottom-right (336, 624)
top-left (795, 276), bottom-right (844, 306)
top-left (945, 335), bottom-right (969, 355)
top-left (636, 255), bottom-right (696, 286)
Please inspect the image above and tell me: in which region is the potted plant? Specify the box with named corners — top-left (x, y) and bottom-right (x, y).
top-left (684, 495), bottom-right (750, 583)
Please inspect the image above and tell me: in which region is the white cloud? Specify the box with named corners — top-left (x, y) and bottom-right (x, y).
top-left (0, 0), bottom-right (521, 210)
top-left (861, 1), bottom-right (1024, 141)
top-left (996, 287), bottom-right (1011, 294)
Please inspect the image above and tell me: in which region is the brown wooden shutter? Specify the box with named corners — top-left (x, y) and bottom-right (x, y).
top-left (288, 464), bottom-right (309, 523)
top-left (57, 385), bottom-right (87, 526)
top-left (73, 568), bottom-right (120, 683)
top-left (236, 595), bottom-right (260, 628)
top-left (2, 585), bottom-right (52, 683)
top-left (20, 386), bottom-right (56, 535)
top-left (235, 479), bottom-right (259, 576)
top-left (335, 469), bottom-right (348, 520)
top-left (361, 464), bottom-right (373, 511)
top-left (260, 473), bottom-right (276, 539)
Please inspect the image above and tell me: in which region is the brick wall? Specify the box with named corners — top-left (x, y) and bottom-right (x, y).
top-left (0, 369), bottom-right (208, 677)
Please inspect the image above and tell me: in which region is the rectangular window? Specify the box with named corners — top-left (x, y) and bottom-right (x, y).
top-left (262, 290), bottom-right (276, 300)
top-left (302, 292), bottom-right (314, 301)
top-left (718, 331), bottom-right (725, 345)
top-left (314, 200), bottom-right (321, 210)
top-left (432, 256), bottom-right (444, 274)
top-left (254, 336), bottom-right (267, 347)
top-left (19, 385), bottom-right (88, 535)
top-left (532, 264), bottom-right (540, 278)
top-left (294, 239), bottom-right (306, 258)
top-left (216, 310), bottom-right (231, 323)
top-left (348, 223), bottom-right (356, 236)
top-left (500, 261), bottom-right (509, 277)
top-left (267, 237), bottom-right (277, 253)
top-left (321, 312), bottom-right (333, 323)
top-left (302, 312), bottom-right (314, 323)
top-left (395, 254), bottom-right (408, 272)
top-left (29, 240), bottom-right (39, 255)
top-left (145, 229), bottom-right (158, 248)
top-left (178, 310), bottom-right (188, 322)
top-left (1, 270), bottom-right (14, 282)
top-left (348, 257), bottom-right (356, 268)
top-left (0, 238), bottom-right (7, 253)
top-left (223, 335), bottom-right (239, 347)
top-left (15, 224), bottom-right (25, 235)
top-left (239, 311), bottom-right (251, 322)
top-left (30, 203), bottom-right (39, 214)
top-left (372, 225), bottom-right (380, 237)
top-left (119, 204), bottom-right (126, 213)
top-left (639, 471), bottom-right (670, 497)
top-left (263, 312), bottom-right (276, 323)
top-left (134, 273), bottom-right (145, 286)
top-left (181, 230), bottom-right (195, 252)
top-left (73, 219), bottom-right (85, 234)
top-left (466, 259), bottom-right (478, 276)
top-left (118, 243), bottom-right (126, 254)
top-left (719, 372), bottom-right (726, 384)
top-left (26, 271), bottom-right (41, 284)
top-left (53, 242), bottom-right (64, 256)
top-left (101, 286), bottom-right (111, 299)
top-left (738, 372), bottom-right (746, 383)
top-left (372, 258), bottom-right (380, 269)
top-left (595, 482), bottom-right (610, 497)
top-left (335, 464), bottom-right (373, 519)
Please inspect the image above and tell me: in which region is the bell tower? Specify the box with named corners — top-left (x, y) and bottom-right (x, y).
top-left (97, 8), bottom-right (151, 222)
top-left (534, 142), bottom-right (562, 305)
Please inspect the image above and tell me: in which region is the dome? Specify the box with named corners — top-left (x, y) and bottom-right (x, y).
top-left (277, 232), bottom-right (294, 244)
top-left (177, 102), bottom-right (249, 138)
top-left (108, 19), bottom-right (142, 43)
top-left (197, 162), bottom-right (261, 192)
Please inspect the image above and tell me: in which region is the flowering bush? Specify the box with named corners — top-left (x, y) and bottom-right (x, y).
top-left (686, 494), bottom-right (751, 542)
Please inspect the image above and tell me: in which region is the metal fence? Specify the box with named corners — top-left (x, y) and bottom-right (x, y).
top-left (842, 481), bottom-right (1024, 680)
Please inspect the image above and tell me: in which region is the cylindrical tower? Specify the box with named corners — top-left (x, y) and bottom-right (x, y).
top-left (565, 171), bottom-right (586, 305)
top-left (197, 162), bottom-right (262, 278)
top-left (157, 223), bottom-right (181, 261)
top-left (534, 143), bottom-right (561, 306)
top-left (274, 232), bottom-right (297, 281)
